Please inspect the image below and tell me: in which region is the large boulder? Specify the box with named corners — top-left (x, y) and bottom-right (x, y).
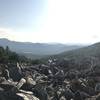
top-left (8, 63), bottom-right (23, 81)
top-left (32, 84), bottom-right (48, 100)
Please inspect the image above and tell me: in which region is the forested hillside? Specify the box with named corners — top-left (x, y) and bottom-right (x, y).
top-left (0, 46), bottom-right (27, 63)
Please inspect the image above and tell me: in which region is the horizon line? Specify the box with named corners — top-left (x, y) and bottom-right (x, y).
top-left (0, 37), bottom-right (94, 46)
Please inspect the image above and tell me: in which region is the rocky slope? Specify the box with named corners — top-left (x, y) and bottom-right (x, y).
top-left (0, 58), bottom-right (100, 100)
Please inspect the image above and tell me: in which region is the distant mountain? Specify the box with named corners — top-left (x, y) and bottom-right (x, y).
top-left (51, 42), bottom-right (100, 60)
top-left (0, 38), bottom-right (83, 59)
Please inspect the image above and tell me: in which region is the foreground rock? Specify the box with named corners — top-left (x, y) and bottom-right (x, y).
top-left (0, 59), bottom-right (100, 100)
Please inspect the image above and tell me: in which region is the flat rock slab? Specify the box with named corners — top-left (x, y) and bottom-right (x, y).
top-left (17, 93), bottom-right (39, 100)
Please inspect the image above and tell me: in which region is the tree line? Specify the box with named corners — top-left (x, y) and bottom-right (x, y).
top-left (0, 46), bottom-right (28, 63)
top-left (0, 46), bottom-right (43, 65)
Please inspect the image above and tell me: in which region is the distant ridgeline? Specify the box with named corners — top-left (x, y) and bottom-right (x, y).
top-left (0, 38), bottom-right (83, 59)
top-left (0, 46), bottom-right (28, 63)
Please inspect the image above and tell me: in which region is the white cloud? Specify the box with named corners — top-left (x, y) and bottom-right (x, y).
top-left (0, 28), bottom-right (15, 40)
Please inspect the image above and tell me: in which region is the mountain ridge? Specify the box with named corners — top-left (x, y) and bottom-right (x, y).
top-left (0, 38), bottom-right (83, 59)
top-left (49, 41), bottom-right (100, 60)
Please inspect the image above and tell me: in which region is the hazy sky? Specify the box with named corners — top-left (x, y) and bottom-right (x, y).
top-left (0, 0), bottom-right (100, 44)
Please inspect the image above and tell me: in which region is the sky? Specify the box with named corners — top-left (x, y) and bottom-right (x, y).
top-left (0, 0), bottom-right (100, 44)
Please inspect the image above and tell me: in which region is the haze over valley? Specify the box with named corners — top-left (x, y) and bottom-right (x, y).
top-left (0, 38), bottom-right (84, 59)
